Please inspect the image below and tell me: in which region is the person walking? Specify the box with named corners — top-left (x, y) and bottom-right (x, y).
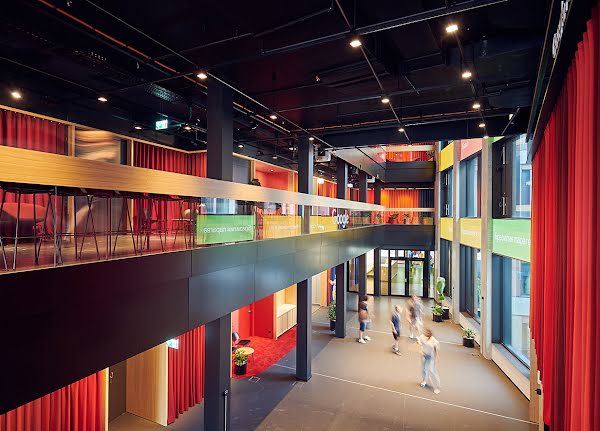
top-left (406, 294), bottom-right (423, 339)
top-left (357, 295), bottom-right (371, 343)
top-left (418, 328), bottom-right (441, 394)
top-left (390, 304), bottom-right (402, 355)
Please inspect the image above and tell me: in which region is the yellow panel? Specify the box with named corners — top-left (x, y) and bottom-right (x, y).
top-left (263, 215), bottom-right (301, 239)
top-left (310, 215), bottom-right (338, 233)
top-left (460, 218), bottom-right (482, 249)
top-left (440, 217), bottom-right (453, 241)
top-left (438, 141), bottom-right (454, 171)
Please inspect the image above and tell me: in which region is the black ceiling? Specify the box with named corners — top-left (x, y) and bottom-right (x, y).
top-left (0, 0), bottom-right (549, 177)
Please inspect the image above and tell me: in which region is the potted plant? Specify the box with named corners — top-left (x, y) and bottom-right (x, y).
top-left (328, 302), bottom-right (336, 331)
top-left (432, 304), bottom-right (443, 322)
top-left (463, 328), bottom-right (476, 348)
top-left (403, 213), bottom-right (411, 224)
top-left (436, 277), bottom-right (450, 320)
top-left (233, 350), bottom-right (249, 375)
top-left (389, 213), bottom-right (399, 224)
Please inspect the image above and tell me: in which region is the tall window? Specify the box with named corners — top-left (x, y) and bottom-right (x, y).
top-left (439, 239), bottom-right (452, 299)
top-left (461, 245), bottom-right (481, 322)
top-left (441, 168), bottom-right (453, 216)
top-left (460, 155), bottom-right (480, 217)
top-left (495, 256), bottom-right (531, 365)
top-left (493, 135), bottom-right (532, 218)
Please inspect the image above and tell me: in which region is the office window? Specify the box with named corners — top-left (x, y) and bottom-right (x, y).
top-left (461, 245), bottom-right (481, 322)
top-left (441, 168), bottom-right (453, 216)
top-left (439, 239), bottom-right (452, 299)
top-left (493, 135), bottom-right (532, 218)
top-left (495, 256), bottom-right (531, 365)
top-left (460, 155), bottom-right (480, 217)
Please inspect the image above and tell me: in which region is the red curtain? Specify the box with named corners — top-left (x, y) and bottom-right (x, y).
top-left (381, 189), bottom-right (418, 208)
top-left (531, 8), bottom-right (600, 431)
top-left (0, 372), bottom-right (105, 431)
top-left (167, 326), bottom-right (204, 424)
top-left (317, 181), bottom-right (336, 198)
top-left (0, 110), bottom-right (67, 155)
top-left (385, 144), bottom-right (432, 162)
top-left (133, 142), bottom-right (206, 177)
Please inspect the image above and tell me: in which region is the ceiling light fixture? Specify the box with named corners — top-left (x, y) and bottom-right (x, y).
top-left (10, 90), bottom-right (22, 99)
top-left (237, 144), bottom-right (244, 148)
top-left (483, 135), bottom-right (489, 139)
top-left (462, 70), bottom-right (472, 79)
top-left (97, 96), bottom-right (108, 102)
top-left (308, 136), bottom-right (315, 141)
top-left (349, 38), bottom-right (362, 48)
top-left (472, 102), bottom-right (481, 109)
top-left (398, 127), bottom-right (405, 133)
top-left (184, 125), bottom-right (192, 131)
top-left (446, 23), bottom-right (459, 33)
top-left (272, 155), bottom-right (278, 160)
top-left (134, 125), bottom-right (142, 130)
top-left (197, 72), bottom-right (208, 80)
top-left (269, 114), bottom-right (277, 120)
top-left (347, 183), bottom-right (354, 188)
top-left (381, 96), bottom-right (390, 104)
top-left (289, 146), bottom-right (295, 151)
top-left (478, 122), bottom-right (486, 128)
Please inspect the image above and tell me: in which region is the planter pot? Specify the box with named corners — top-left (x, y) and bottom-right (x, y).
top-left (463, 338), bottom-right (475, 348)
top-left (433, 314), bottom-right (443, 323)
top-left (442, 306), bottom-right (450, 320)
top-left (330, 320), bottom-right (336, 331)
top-left (234, 363), bottom-right (247, 375)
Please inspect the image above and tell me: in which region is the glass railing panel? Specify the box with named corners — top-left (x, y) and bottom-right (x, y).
top-left (384, 209), bottom-right (435, 225)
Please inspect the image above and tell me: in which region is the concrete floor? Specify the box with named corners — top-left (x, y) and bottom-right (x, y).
top-left (109, 294), bottom-right (535, 431)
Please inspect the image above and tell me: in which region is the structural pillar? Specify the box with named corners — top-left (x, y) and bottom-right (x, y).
top-left (335, 262), bottom-right (347, 338)
top-left (480, 137), bottom-right (493, 359)
top-left (296, 278), bottom-right (312, 381)
top-left (204, 314), bottom-right (232, 431)
top-left (451, 141), bottom-right (461, 324)
top-left (373, 180), bottom-right (382, 296)
top-left (298, 140), bottom-right (314, 195)
top-left (207, 79), bottom-right (234, 181)
top-left (336, 158), bottom-right (348, 200)
top-left (357, 170), bottom-right (368, 299)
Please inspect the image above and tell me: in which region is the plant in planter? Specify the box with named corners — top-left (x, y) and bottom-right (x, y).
top-left (463, 328), bottom-right (476, 348)
top-left (436, 277), bottom-right (450, 320)
top-left (432, 304), bottom-right (443, 322)
top-left (233, 350), bottom-right (249, 375)
top-left (389, 213), bottom-right (399, 224)
top-left (328, 302), bottom-right (336, 331)
top-left (403, 213), bottom-right (411, 224)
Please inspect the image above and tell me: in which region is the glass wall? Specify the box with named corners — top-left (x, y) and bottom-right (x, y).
top-left (439, 239), bottom-right (452, 300)
top-left (493, 135), bottom-right (532, 218)
top-left (461, 245), bottom-right (481, 323)
top-left (460, 155), bottom-right (480, 217)
top-left (496, 255), bottom-right (531, 365)
top-left (441, 168), bottom-right (453, 216)
top-left (511, 136), bottom-right (532, 218)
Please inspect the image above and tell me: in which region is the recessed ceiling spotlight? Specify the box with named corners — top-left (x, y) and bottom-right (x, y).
top-left (237, 144), bottom-right (244, 148)
top-left (272, 155), bottom-right (278, 160)
top-left (257, 150), bottom-right (264, 156)
top-left (478, 122), bottom-right (486, 128)
top-left (462, 70), bottom-right (472, 79)
top-left (308, 136), bottom-right (315, 141)
top-left (10, 90), bottom-right (22, 99)
top-left (250, 121), bottom-right (258, 130)
top-left (317, 178), bottom-right (325, 185)
top-left (472, 102), bottom-right (481, 109)
top-left (483, 135), bottom-right (489, 139)
top-left (446, 23), bottom-right (459, 33)
top-left (134, 125), bottom-right (142, 130)
top-left (398, 127), bottom-right (405, 133)
top-left (349, 38), bottom-right (362, 48)
top-left (97, 96), bottom-right (108, 102)
top-left (269, 114), bottom-right (277, 120)
top-left (184, 125), bottom-right (192, 131)
top-left (197, 72), bottom-right (208, 80)
top-left (381, 96), bottom-right (390, 104)
top-left (289, 146), bottom-right (295, 151)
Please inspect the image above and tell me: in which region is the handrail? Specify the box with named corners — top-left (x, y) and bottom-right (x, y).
top-left (385, 208), bottom-right (434, 212)
top-left (0, 146), bottom-right (384, 211)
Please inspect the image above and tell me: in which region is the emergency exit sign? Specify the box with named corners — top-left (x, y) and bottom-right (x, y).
top-left (155, 119), bottom-right (169, 130)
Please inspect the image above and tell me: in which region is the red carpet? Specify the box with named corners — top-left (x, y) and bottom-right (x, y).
top-left (232, 326), bottom-right (297, 378)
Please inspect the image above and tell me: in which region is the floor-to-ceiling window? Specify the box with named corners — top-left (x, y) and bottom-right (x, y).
top-left (461, 245), bottom-right (481, 322)
top-left (439, 239), bottom-right (452, 300)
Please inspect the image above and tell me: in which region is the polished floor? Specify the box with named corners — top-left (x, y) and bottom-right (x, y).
top-left (109, 294), bottom-right (535, 431)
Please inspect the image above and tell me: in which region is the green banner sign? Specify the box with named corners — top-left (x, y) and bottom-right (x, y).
top-left (492, 219), bottom-right (531, 262)
top-left (196, 215), bottom-right (255, 245)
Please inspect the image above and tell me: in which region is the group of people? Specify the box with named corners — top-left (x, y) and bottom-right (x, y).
top-left (357, 295), bottom-right (442, 394)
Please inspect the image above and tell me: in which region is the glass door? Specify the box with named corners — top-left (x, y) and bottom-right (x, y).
top-left (389, 258), bottom-right (407, 296)
top-left (408, 259), bottom-right (425, 297)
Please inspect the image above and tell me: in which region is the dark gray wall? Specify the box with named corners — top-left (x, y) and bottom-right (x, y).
top-left (380, 225), bottom-right (435, 250)
top-left (384, 161), bottom-right (435, 184)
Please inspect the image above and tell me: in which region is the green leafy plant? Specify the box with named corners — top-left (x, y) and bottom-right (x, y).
top-left (234, 349), bottom-right (249, 366)
top-left (432, 304), bottom-right (444, 316)
top-left (328, 302), bottom-right (336, 321)
top-left (390, 213), bottom-right (399, 219)
top-left (436, 277), bottom-right (446, 304)
top-left (463, 328), bottom-right (476, 340)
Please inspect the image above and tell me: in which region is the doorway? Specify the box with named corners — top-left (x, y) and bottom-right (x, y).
top-left (386, 250), bottom-right (431, 298)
